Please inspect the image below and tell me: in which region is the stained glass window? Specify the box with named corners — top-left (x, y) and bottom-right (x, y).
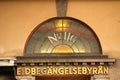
top-left (24, 17), bottom-right (102, 54)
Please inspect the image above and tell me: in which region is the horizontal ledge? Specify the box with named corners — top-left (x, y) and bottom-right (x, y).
top-left (17, 53), bottom-right (108, 59)
top-left (0, 57), bottom-right (16, 60)
top-left (15, 58), bottom-right (115, 63)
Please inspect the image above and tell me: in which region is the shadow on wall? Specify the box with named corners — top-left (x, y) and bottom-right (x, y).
top-left (0, 71), bottom-right (16, 80)
top-left (0, 75), bottom-right (9, 80)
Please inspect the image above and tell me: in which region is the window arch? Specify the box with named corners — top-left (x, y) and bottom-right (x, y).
top-left (24, 17), bottom-right (102, 55)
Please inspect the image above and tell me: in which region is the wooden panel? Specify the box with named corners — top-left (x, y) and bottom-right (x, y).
top-left (36, 75), bottom-right (91, 80)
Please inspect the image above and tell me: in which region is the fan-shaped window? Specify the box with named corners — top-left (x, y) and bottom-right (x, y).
top-left (24, 17), bottom-right (102, 54)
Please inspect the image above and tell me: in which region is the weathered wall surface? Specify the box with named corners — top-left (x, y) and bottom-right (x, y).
top-left (0, 0), bottom-right (120, 59)
top-left (109, 59), bottom-right (120, 80)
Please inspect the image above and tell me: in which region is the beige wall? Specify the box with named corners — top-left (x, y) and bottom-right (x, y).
top-left (68, 0), bottom-right (120, 58)
top-left (0, 0), bottom-right (120, 59)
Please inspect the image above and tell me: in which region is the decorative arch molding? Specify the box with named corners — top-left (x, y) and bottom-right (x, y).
top-left (24, 17), bottom-right (102, 55)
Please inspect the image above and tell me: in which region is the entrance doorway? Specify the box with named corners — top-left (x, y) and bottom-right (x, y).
top-left (36, 75), bottom-right (91, 80)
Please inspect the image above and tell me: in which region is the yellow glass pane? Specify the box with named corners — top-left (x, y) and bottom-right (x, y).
top-left (55, 20), bottom-right (69, 32)
top-left (52, 45), bottom-right (73, 53)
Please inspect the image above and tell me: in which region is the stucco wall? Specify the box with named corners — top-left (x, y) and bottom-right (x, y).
top-left (109, 59), bottom-right (120, 80)
top-left (0, 0), bottom-right (120, 59)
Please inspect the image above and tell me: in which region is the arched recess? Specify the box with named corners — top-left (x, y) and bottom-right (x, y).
top-left (24, 17), bottom-right (102, 55)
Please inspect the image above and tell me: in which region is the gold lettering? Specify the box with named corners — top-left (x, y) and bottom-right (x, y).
top-left (82, 67), bottom-right (87, 74)
top-left (31, 68), bottom-right (36, 75)
top-left (104, 66), bottom-right (109, 74)
top-left (78, 67), bottom-right (82, 74)
top-left (98, 66), bottom-right (103, 74)
top-left (93, 67), bottom-right (98, 74)
top-left (52, 67), bottom-right (58, 74)
top-left (58, 68), bottom-right (64, 74)
top-left (16, 66), bottom-right (109, 75)
top-left (69, 68), bottom-right (72, 74)
top-left (73, 68), bottom-right (77, 74)
top-left (36, 68), bottom-right (41, 75)
top-left (65, 68), bottom-right (69, 74)
top-left (17, 68), bottom-right (22, 75)
top-left (41, 68), bottom-right (46, 74)
top-left (87, 67), bottom-right (92, 74)
top-left (25, 68), bottom-right (31, 75)
top-left (47, 67), bottom-right (53, 74)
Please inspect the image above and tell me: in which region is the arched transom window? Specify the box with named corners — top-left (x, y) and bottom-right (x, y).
top-left (24, 17), bottom-right (102, 54)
